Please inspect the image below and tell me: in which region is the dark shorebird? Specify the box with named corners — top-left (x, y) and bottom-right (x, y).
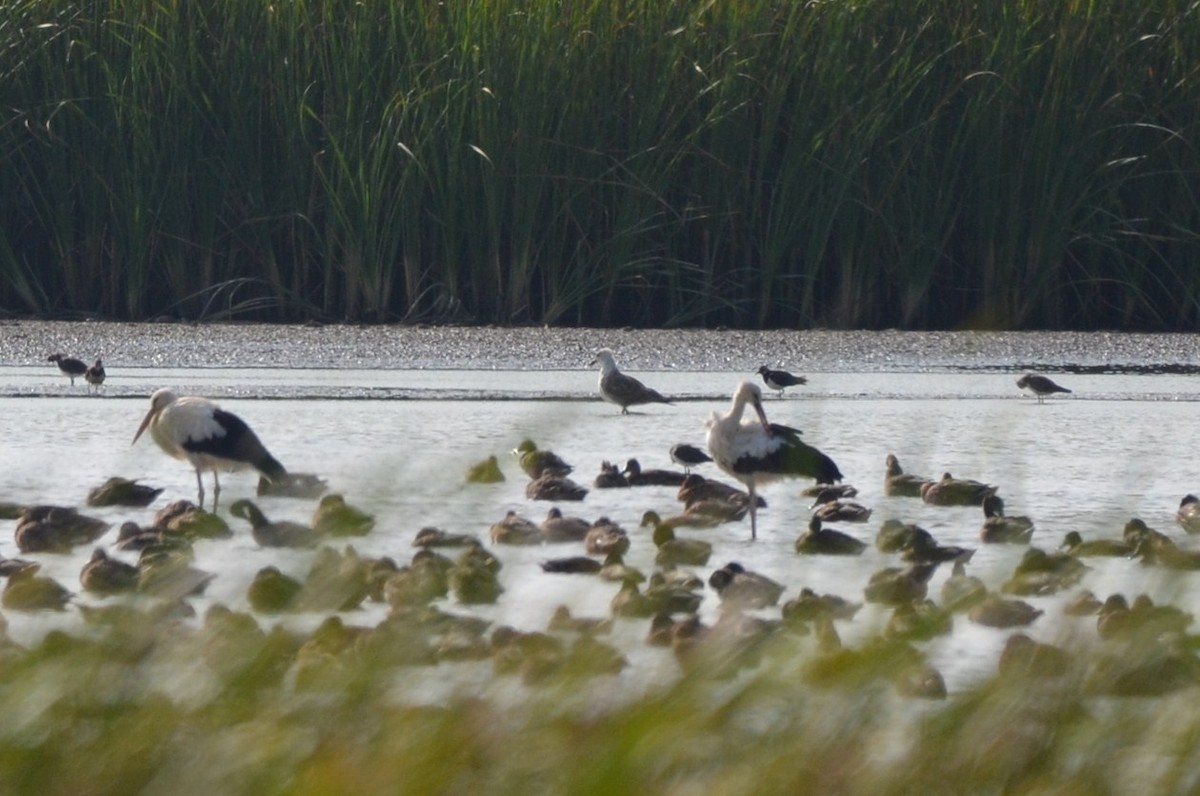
top-left (229, 498), bottom-right (321, 548)
top-left (669, 443), bottom-right (712, 473)
top-left (14, 505), bottom-right (110, 553)
top-left (622, 458), bottom-right (687, 487)
top-left (592, 349), bottom-right (672, 414)
top-left (967, 595), bottom-right (1042, 628)
top-left (584, 517), bottom-right (630, 556)
top-left (48, 353), bottom-right (88, 385)
top-left (677, 473), bottom-right (764, 509)
top-left (706, 381), bottom-right (842, 540)
top-left (1016, 373), bottom-right (1072, 404)
top-left (489, 510), bottom-right (543, 545)
top-left (132, 388), bottom-right (286, 508)
top-left (540, 557), bottom-right (603, 575)
top-left (593, 461), bottom-right (630, 489)
top-left (804, 483), bottom-right (858, 502)
top-left (466, 455), bottom-right (506, 483)
top-left (782, 587), bottom-right (862, 624)
top-left (413, 527), bottom-right (480, 548)
top-left (920, 472), bottom-right (998, 507)
top-left (1176, 494), bottom-right (1200, 534)
top-left (79, 548), bottom-right (139, 594)
top-left (884, 454), bottom-right (932, 498)
top-left (1060, 530), bottom-right (1133, 557)
top-left (794, 515), bottom-right (866, 556)
top-left (513, 439), bottom-right (573, 479)
top-left (86, 476), bottom-right (164, 508)
top-left (3, 565), bottom-right (71, 611)
top-left (940, 561), bottom-right (988, 612)
top-left (863, 562), bottom-right (940, 606)
top-left (85, 358), bottom-right (106, 393)
top-left (525, 472), bottom-right (588, 501)
top-left (707, 562), bottom-right (785, 609)
top-left (640, 508), bottom-right (721, 531)
top-left (979, 495), bottom-right (1034, 544)
top-left (812, 498), bottom-right (873, 524)
top-left (651, 523), bottom-right (713, 567)
top-left (312, 494), bottom-right (375, 537)
top-left (757, 366), bottom-right (807, 397)
top-left (539, 507), bottom-right (591, 542)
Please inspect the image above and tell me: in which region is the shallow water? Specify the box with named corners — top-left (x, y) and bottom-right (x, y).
top-left (3, 362), bottom-right (1200, 697)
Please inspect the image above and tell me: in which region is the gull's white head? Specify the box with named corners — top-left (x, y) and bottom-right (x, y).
top-left (593, 349), bottom-right (618, 373)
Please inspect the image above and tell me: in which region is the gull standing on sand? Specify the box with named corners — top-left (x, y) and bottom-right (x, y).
top-left (706, 380), bottom-right (843, 540)
top-left (592, 349), bottom-right (672, 414)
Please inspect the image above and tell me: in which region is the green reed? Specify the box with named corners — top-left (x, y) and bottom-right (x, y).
top-left (0, 0), bottom-right (1196, 328)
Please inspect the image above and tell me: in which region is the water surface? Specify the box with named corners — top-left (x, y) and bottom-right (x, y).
top-left (3, 360), bottom-right (1199, 697)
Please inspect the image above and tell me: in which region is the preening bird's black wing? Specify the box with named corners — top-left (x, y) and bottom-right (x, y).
top-left (733, 424), bottom-right (843, 483)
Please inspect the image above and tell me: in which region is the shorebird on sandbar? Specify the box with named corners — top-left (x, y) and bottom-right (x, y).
top-left (85, 358), bottom-right (106, 394)
top-left (757, 365), bottom-right (807, 397)
top-left (592, 349), bottom-right (672, 414)
top-left (48, 353), bottom-right (88, 386)
top-left (1016, 373), bottom-right (1072, 404)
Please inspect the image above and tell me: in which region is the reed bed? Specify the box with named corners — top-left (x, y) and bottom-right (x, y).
top-left (0, 0), bottom-right (1197, 328)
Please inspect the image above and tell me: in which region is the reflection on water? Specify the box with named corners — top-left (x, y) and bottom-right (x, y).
top-left (1, 367), bottom-right (1199, 695)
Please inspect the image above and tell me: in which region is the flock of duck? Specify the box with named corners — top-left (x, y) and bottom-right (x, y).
top-left (9, 348), bottom-right (1197, 697)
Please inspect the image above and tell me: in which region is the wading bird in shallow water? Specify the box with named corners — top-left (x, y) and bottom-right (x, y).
top-left (592, 349), bottom-right (672, 414)
top-left (669, 443), bottom-right (712, 473)
top-left (1176, 495), bottom-right (1200, 534)
top-left (1016, 373), bottom-right (1072, 404)
top-left (757, 366), bottom-right (807, 397)
top-left (48, 353), bottom-right (87, 386)
top-left (884, 453), bottom-right (932, 498)
top-left (706, 380), bottom-right (843, 540)
top-left (85, 358), bottom-right (106, 393)
top-left (230, 499), bottom-right (321, 548)
top-left (132, 388), bottom-right (286, 509)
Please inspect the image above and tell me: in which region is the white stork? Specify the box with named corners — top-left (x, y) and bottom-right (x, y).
top-left (706, 380), bottom-right (842, 540)
top-left (132, 388), bottom-right (286, 508)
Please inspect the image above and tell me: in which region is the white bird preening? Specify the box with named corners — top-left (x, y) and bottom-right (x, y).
top-left (132, 388), bottom-right (287, 508)
top-left (706, 381), bottom-right (843, 540)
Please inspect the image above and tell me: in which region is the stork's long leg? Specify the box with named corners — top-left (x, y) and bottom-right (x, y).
top-left (748, 482), bottom-right (758, 541)
top-left (194, 469), bottom-right (205, 506)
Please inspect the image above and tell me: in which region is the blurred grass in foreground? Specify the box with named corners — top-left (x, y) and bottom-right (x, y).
top-left (0, 0), bottom-right (1197, 329)
top-left (1, 592), bottom-right (1199, 795)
